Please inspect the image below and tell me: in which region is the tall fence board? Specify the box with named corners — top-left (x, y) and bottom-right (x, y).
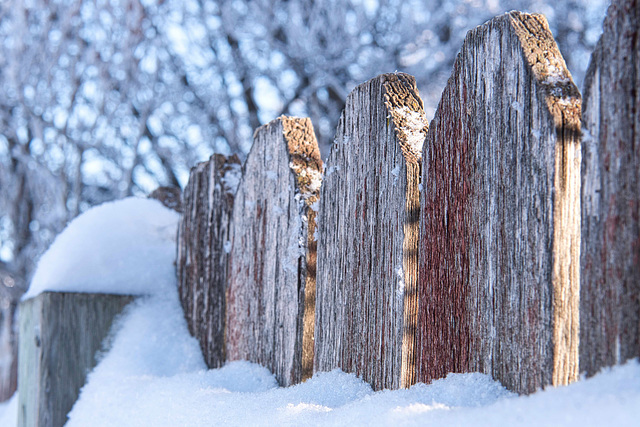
top-left (580, 0), bottom-right (640, 377)
top-left (177, 154), bottom-right (241, 368)
top-left (416, 12), bottom-right (581, 394)
top-left (18, 292), bottom-right (132, 427)
top-left (225, 116), bottom-right (322, 386)
top-left (0, 274), bottom-right (23, 402)
top-left (314, 73), bottom-right (428, 390)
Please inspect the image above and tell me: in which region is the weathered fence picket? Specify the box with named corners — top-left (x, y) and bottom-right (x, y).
top-left (17, 7), bottom-right (640, 418)
top-left (177, 154), bottom-right (241, 368)
top-left (580, 0), bottom-right (640, 377)
top-left (0, 274), bottom-right (22, 402)
top-left (225, 116), bottom-right (322, 386)
top-left (416, 12), bottom-right (582, 394)
top-left (314, 73), bottom-right (428, 390)
top-left (18, 292), bottom-right (132, 427)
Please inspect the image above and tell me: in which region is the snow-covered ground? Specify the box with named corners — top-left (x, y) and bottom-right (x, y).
top-left (2, 197), bottom-right (639, 426)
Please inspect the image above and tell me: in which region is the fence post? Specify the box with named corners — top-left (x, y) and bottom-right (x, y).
top-left (416, 12), bottom-right (581, 394)
top-left (225, 116), bottom-right (322, 386)
top-left (314, 73), bottom-right (428, 390)
top-left (18, 292), bottom-right (132, 427)
top-left (580, 0), bottom-right (640, 377)
top-left (177, 154), bottom-right (241, 369)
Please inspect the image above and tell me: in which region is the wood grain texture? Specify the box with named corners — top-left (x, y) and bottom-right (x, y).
top-left (149, 186), bottom-right (183, 213)
top-left (580, 0), bottom-right (640, 377)
top-left (226, 116), bottom-right (322, 386)
top-left (0, 275), bottom-right (23, 402)
top-left (18, 292), bottom-right (132, 427)
top-left (416, 12), bottom-right (581, 394)
top-left (314, 73), bottom-right (427, 391)
top-left (177, 154), bottom-right (241, 368)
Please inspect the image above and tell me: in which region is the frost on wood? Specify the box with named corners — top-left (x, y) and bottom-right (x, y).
top-left (314, 73), bottom-right (427, 391)
top-left (18, 292), bottom-right (132, 427)
top-left (416, 12), bottom-right (581, 395)
top-left (177, 154), bottom-right (241, 369)
top-left (580, 0), bottom-right (640, 377)
top-left (226, 116), bottom-right (322, 387)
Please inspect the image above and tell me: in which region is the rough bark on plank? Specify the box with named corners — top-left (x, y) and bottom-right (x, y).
top-left (0, 272), bottom-right (23, 402)
top-left (580, 0), bottom-right (640, 377)
top-left (226, 116), bottom-right (322, 386)
top-left (314, 73), bottom-right (427, 391)
top-left (177, 154), bottom-right (241, 368)
top-left (18, 292), bottom-right (132, 427)
top-left (416, 12), bottom-right (581, 394)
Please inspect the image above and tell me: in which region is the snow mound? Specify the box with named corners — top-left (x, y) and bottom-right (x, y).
top-left (65, 286), bottom-right (640, 426)
top-left (0, 393), bottom-right (17, 426)
top-left (24, 197), bottom-right (180, 300)
top-left (13, 192), bottom-right (639, 427)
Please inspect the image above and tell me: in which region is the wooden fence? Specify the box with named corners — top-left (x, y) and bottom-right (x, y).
top-left (12, 2), bottom-right (640, 425)
top-left (178, 6), bottom-right (638, 395)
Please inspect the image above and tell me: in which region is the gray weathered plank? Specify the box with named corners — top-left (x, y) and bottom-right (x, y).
top-left (580, 0), bottom-right (640, 377)
top-left (416, 12), bottom-right (581, 394)
top-left (226, 116), bottom-right (322, 386)
top-left (177, 154), bottom-right (241, 369)
top-left (18, 292), bottom-right (132, 427)
top-left (0, 272), bottom-right (23, 402)
top-left (314, 73), bottom-right (427, 390)
top-left (149, 186), bottom-right (183, 213)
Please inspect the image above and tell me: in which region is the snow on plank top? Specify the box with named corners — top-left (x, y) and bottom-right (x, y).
top-left (226, 116), bottom-right (321, 386)
top-left (384, 76), bottom-right (429, 163)
top-left (23, 197), bottom-right (180, 300)
top-left (314, 73), bottom-right (427, 390)
top-left (281, 117), bottom-right (323, 206)
top-left (416, 11), bottom-right (581, 394)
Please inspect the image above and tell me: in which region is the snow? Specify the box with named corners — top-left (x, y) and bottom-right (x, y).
top-left (0, 393), bottom-right (17, 426)
top-left (541, 59), bottom-right (572, 87)
top-left (65, 297), bottom-right (640, 427)
top-left (7, 196), bottom-right (640, 426)
top-left (288, 160), bottom-right (323, 204)
top-left (394, 106), bottom-right (428, 157)
top-left (64, 328), bottom-right (640, 427)
top-left (221, 162), bottom-right (242, 195)
top-left (23, 197), bottom-right (180, 300)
